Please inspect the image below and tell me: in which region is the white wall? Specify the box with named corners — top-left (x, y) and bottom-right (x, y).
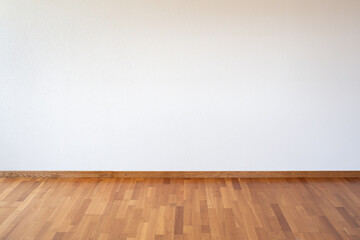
top-left (1, 0), bottom-right (360, 171)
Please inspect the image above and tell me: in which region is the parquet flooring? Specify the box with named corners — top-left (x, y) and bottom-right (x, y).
top-left (0, 177), bottom-right (359, 239)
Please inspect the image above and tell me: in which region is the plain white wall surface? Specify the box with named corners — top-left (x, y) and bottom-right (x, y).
top-left (1, 0), bottom-right (360, 171)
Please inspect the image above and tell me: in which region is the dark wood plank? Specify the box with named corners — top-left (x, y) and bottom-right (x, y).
top-left (271, 203), bottom-right (292, 232)
top-left (174, 206), bottom-right (184, 235)
top-left (336, 207), bottom-right (359, 227)
top-left (231, 178), bottom-right (241, 190)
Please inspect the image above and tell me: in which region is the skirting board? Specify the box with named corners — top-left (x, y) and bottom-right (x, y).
top-left (0, 171), bottom-right (359, 178)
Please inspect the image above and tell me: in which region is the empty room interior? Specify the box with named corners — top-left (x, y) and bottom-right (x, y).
top-left (1, 0), bottom-right (360, 239)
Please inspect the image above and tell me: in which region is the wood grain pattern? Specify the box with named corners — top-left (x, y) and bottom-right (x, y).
top-left (1, 171), bottom-right (360, 178)
top-left (0, 177), bottom-right (360, 239)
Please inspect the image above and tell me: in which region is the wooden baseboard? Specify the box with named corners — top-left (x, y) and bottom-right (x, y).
top-left (0, 171), bottom-right (359, 178)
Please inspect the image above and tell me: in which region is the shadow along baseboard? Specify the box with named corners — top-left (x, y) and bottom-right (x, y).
top-left (0, 171), bottom-right (359, 178)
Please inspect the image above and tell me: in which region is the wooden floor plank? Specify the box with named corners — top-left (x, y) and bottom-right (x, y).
top-left (0, 177), bottom-right (359, 239)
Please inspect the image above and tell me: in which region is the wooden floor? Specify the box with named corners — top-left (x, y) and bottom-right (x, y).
top-left (0, 178), bottom-right (359, 240)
